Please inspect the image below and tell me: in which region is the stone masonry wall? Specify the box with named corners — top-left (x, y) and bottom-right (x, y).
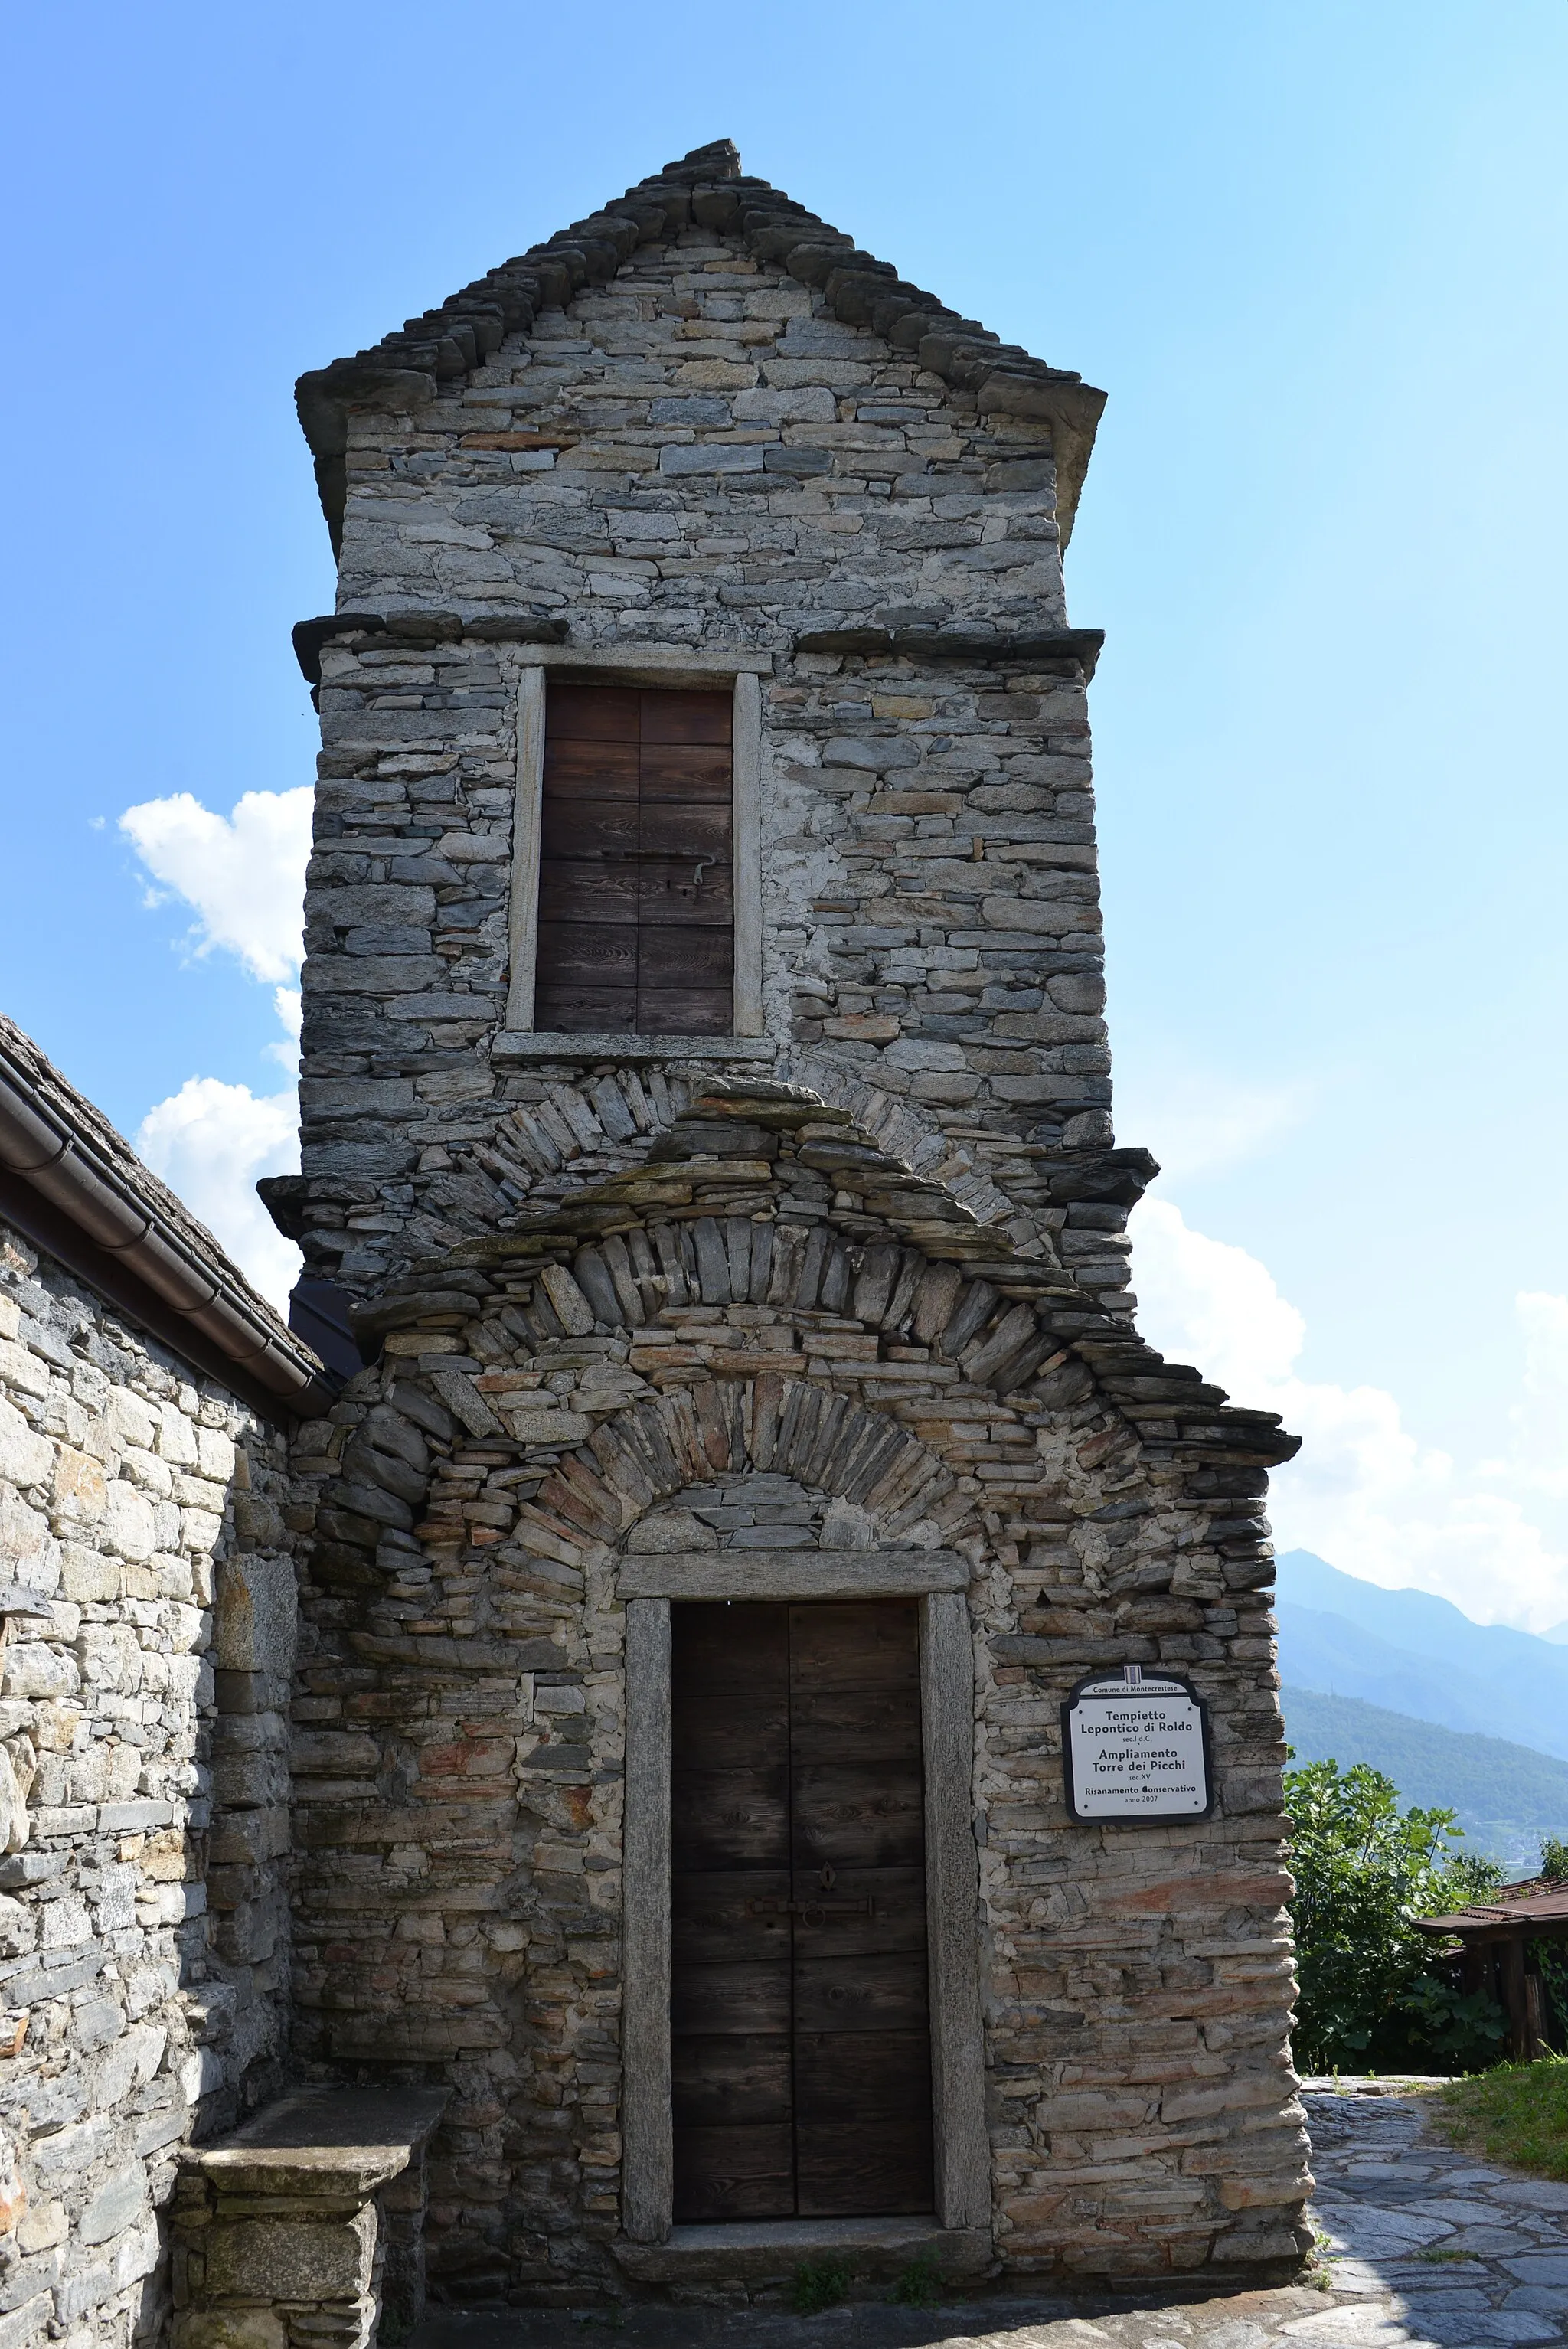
top-left (0, 1221), bottom-right (298, 2349)
top-left (292, 217), bottom-right (1141, 1314)
top-left (284, 1090), bottom-right (1310, 2302)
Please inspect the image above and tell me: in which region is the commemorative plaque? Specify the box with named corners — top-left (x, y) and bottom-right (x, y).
top-left (1061, 1664), bottom-right (1213, 1822)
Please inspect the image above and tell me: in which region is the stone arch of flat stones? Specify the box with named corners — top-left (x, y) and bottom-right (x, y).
top-left (541, 1375), bottom-right (985, 1572)
top-left (348, 1057), bottom-right (1263, 1515)
top-left (449, 1059), bottom-right (1021, 1247)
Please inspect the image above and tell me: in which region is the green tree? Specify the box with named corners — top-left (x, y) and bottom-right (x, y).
top-left (1540, 1835), bottom-right (1568, 1883)
top-left (1285, 1757), bottom-right (1506, 2074)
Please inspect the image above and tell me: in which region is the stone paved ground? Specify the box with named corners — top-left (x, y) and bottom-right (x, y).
top-left (412, 2082), bottom-right (1568, 2349)
top-left (1300, 2079), bottom-right (1568, 2345)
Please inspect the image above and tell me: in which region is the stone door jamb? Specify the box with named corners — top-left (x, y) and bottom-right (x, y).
top-left (619, 1558), bottom-right (990, 2243)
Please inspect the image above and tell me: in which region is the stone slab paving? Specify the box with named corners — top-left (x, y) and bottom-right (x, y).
top-left (411, 2081), bottom-right (1568, 2349)
top-left (1299, 2079), bottom-right (1568, 2347)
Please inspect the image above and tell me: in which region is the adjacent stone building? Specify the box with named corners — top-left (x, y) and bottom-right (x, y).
top-left (0, 1016), bottom-right (322, 2347)
top-left (263, 136), bottom-right (1312, 2307)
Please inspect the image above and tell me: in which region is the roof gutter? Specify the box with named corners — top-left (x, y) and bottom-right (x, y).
top-left (0, 1039), bottom-right (331, 1422)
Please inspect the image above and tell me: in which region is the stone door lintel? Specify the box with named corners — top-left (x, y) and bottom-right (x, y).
top-left (616, 1547), bottom-right (966, 1600)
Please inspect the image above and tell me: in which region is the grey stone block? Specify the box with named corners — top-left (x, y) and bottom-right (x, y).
top-left (0, 2292), bottom-right (54, 2349)
top-left (204, 2210), bottom-right (377, 2302)
top-left (80, 2171), bottom-right (146, 2246)
top-left (658, 443), bottom-right (764, 474)
top-left (214, 1554), bottom-right (297, 1675)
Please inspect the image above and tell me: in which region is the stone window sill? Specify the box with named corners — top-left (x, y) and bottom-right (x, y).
top-left (490, 1031), bottom-right (776, 1065)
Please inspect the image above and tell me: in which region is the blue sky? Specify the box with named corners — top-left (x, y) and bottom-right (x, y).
top-left (4, 2), bottom-right (1566, 1624)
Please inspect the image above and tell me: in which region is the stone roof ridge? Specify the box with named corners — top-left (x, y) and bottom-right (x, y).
top-left (655, 137), bottom-right (742, 182)
top-left (294, 138), bottom-right (1107, 547)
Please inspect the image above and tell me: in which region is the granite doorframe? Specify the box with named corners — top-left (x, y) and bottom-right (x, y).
top-left (619, 1561), bottom-right (990, 2246)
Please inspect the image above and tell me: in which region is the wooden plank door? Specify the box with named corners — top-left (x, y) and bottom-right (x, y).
top-left (789, 1602), bottom-right (933, 2216)
top-left (671, 1604), bottom-right (794, 2220)
top-left (669, 1600), bottom-right (933, 2223)
top-left (536, 682), bottom-right (733, 1036)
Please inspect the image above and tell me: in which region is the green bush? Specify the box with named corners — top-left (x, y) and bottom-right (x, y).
top-left (1285, 1756), bottom-right (1508, 2074)
top-left (1534, 1840), bottom-right (1568, 2044)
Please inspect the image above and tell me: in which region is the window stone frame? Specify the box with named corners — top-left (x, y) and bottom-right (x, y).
top-left (497, 648), bottom-right (768, 1059)
top-left (619, 1565), bottom-right (990, 2248)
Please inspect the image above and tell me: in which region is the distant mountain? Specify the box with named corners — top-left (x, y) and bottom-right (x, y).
top-left (1281, 1685), bottom-right (1568, 1873)
top-left (1547, 1622), bottom-right (1568, 1648)
top-left (1274, 1551), bottom-right (1568, 1763)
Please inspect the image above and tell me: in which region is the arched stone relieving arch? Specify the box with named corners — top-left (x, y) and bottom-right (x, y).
top-left (351, 1071), bottom-right (1295, 1471)
top-left (393, 1059), bottom-right (1162, 1336)
top-left (462, 1057), bottom-right (1026, 1243)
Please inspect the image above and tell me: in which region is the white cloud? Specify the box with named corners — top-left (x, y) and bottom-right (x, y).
top-left (119, 787), bottom-right (312, 986)
top-left (1129, 1198), bottom-right (1305, 1394)
top-left (119, 788), bottom-right (313, 1309)
top-left (267, 986), bottom-right (302, 1070)
top-left (1129, 1195), bottom-right (1568, 1633)
top-left (1479, 1290), bottom-right (1568, 1502)
top-left (136, 1079), bottom-right (301, 1315)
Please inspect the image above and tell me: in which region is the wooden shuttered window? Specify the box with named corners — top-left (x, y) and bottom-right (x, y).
top-left (534, 682), bottom-right (734, 1035)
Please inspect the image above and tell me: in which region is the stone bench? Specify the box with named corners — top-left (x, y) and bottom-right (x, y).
top-left (172, 2086), bottom-right (449, 2349)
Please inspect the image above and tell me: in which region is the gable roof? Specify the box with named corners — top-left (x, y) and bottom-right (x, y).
top-left (296, 138), bottom-right (1106, 557)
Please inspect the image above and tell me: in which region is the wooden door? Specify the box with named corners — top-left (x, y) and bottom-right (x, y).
top-left (669, 1600), bottom-right (933, 2223)
top-left (535, 682), bottom-right (733, 1035)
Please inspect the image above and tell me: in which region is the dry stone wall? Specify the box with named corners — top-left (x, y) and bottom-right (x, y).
top-left (0, 1220), bottom-right (297, 2349)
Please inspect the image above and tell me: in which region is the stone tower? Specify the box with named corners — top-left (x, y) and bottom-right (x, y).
top-left (265, 139), bottom-right (1310, 2305)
